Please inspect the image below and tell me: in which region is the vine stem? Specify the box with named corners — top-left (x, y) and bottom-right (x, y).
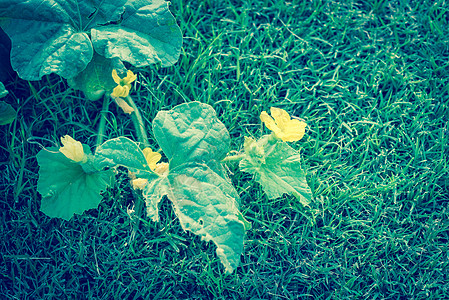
top-left (95, 94), bottom-right (110, 149)
top-left (125, 94), bottom-right (149, 231)
top-left (126, 95), bottom-right (149, 147)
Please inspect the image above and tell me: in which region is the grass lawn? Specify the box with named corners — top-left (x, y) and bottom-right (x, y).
top-left (1, 0), bottom-right (449, 298)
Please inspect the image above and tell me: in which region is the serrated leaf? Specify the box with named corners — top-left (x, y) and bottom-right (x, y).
top-left (94, 136), bottom-right (157, 180)
top-left (37, 147), bottom-right (113, 220)
top-left (145, 101), bottom-right (249, 273)
top-left (0, 0), bottom-right (182, 80)
top-left (152, 101), bottom-right (230, 169)
top-left (240, 135), bottom-right (313, 206)
top-left (143, 163), bottom-right (248, 273)
top-left (67, 52), bottom-right (126, 100)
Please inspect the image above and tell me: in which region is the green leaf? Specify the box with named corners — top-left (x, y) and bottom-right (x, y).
top-left (0, 0), bottom-right (182, 80)
top-left (145, 101), bottom-right (249, 273)
top-left (239, 135), bottom-right (313, 206)
top-left (67, 52), bottom-right (126, 100)
top-left (144, 163), bottom-right (248, 273)
top-left (0, 82), bottom-right (15, 125)
top-left (0, 100), bottom-right (16, 125)
top-left (152, 102), bottom-right (231, 170)
top-left (0, 81), bottom-right (8, 98)
top-left (37, 146), bottom-right (114, 220)
top-left (94, 137), bottom-right (157, 180)
top-left (0, 27), bottom-right (13, 82)
top-left (92, 2), bottom-right (183, 68)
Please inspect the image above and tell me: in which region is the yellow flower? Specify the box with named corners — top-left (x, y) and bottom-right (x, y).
top-left (142, 147), bottom-right (162, 171)
top-left (131, 149), bottom-right (169, 190)
top-left (131, 178), bottom-right (148, 190)
top-left (111, 69), bottom-right (137, 97)
top-left (59, 135), bottom-right (87, 163)
top-left (154, 162), bottom-right (169, 175)
top-left (260, 107), bottom-right (307, 142)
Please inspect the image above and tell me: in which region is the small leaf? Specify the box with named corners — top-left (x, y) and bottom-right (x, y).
top-left (37, 146), bottom-right (113, 220)
top-left (152, 101), bottom-right (231, 169)
top-left (0, 100), bottom-right (16, 125)
top-left (240, 135), bottom-right (313, 206)
top-left (0, 81), bottom-right (8, 98)
top-left (0, 82), bottom-right (15, 125)
top-left (67, 52), bottom-right (126, 100)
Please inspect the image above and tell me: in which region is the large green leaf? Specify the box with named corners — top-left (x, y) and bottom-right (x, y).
top-left (37, 146), bottom-right (114, 220)
top-left (239, 135), bottom-right (313, 206)
top-left (0, 0), bottom-right (182, 80)
top-left (152, 102), bottom-right (231, 170)
top-left (144, 102), bottom-right (249, 273)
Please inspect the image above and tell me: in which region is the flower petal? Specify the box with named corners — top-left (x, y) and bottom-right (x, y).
top-left (59, 135), bottom-right (86, 162)
top-left (132, 178), bottom-right (148, 190)
top-left (112, 69), bottom-right (121, 84)
top-left (112, 85), bottom-right (130, 98)
top-left (270, 107), bottom-right (291, 132)
top-left (142, 148), bottom-right (162, 170)
top-left (278, 119), bottom-right (307, 142)
top-left (154, 162), bottom-right (169, 175)
top-left (123, 70), bottom-right (137, 84)
top-left (260, 111), bottom-right (280, 134)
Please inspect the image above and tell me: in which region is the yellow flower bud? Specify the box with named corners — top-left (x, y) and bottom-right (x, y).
top-left (59, 135), bottom-right (87, 163)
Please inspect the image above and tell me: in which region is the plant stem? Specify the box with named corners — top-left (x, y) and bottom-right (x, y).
top-left (126, 95), bottom-right (149, 147)
top-left (124, 95), bottom-right (149, 227)
top-left (221, 154), bottom-right (246, 163)
top-left (96, 95), bottom-right (110, 148)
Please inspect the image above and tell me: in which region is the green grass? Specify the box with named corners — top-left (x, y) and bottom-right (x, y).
top-left (1, 0), bottom-right (449, 298)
